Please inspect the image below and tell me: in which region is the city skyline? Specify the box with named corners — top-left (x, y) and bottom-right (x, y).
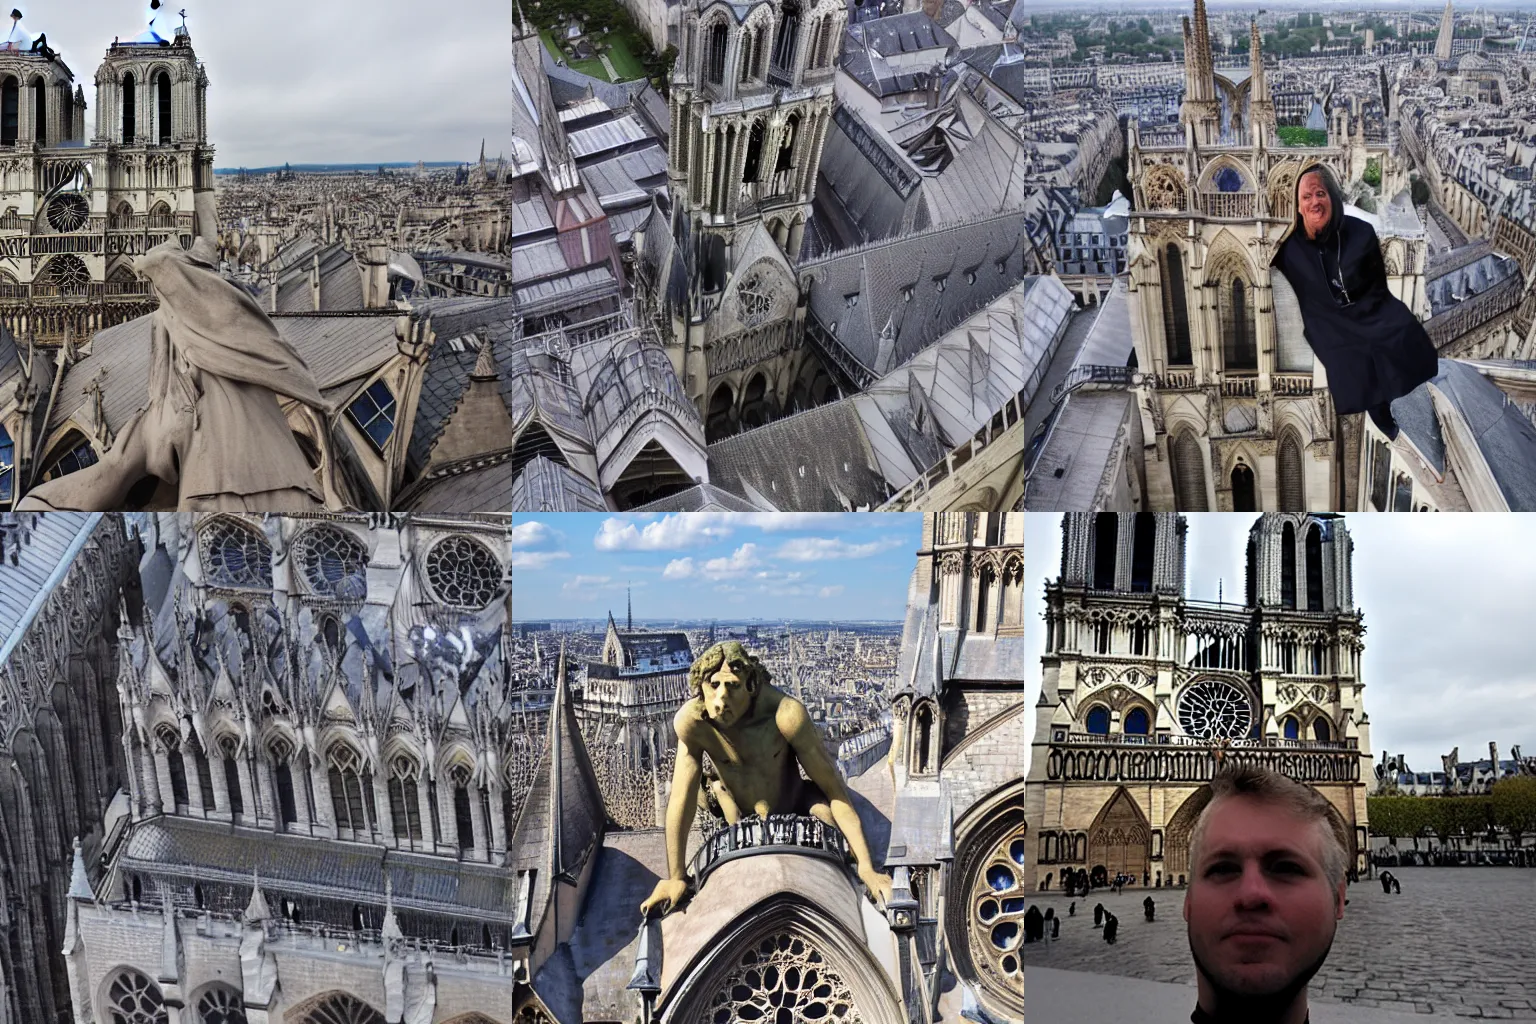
top-left (1024, 514), bottom-right (1536, 779)
top-left (512, 512), bottom-right (925, 621)
top-left (26, 1), bottom-right (509, 166)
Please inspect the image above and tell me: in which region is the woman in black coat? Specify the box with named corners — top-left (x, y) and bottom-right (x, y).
top-left (1270, 162), bottom-right (1439, 439)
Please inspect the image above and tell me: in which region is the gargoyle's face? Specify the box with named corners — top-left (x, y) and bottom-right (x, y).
top-left (702, 660), bottom-right (753, 728)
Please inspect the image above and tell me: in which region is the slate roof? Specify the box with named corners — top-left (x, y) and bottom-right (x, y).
top-left (847, 12), bottom-right (955, 56)
top-left (510, 455), bottom-right (607, 511)
top-left (708, 401), bottom-right (892, 511)
top-left (570, 831), bottom-right (668, 1022)
top-left (119, 816), bottom-right (522, 922)
top-left (1431, 358), bottom-right (1536, 510)
top-left (261, 242), bottom-right (365, 313)
top-left (630, 483), bottom-right (766, 511)
top-left (801, 210), bottom-right (1027, 375)
top-left (0, 512), bottom-right (100, 665)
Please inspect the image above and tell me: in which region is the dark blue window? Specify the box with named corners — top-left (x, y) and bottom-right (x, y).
top-left (45, 437), bottom-right (98, 481)
top-left (1124, 707), bottom-right (1149, 735)
top-left (1283, 716), bottom-right (1300, 740)
top-left (346, 380), bottom-right (396, 452)
top-left (1313, 718), bottom-right (1332, 743)
top-left (0, 424), bottom-right (12, 501)
top-left (1086, 706), bottom-right (1110, 734)
top-left (1215, 167), bottom-right (1244, 193)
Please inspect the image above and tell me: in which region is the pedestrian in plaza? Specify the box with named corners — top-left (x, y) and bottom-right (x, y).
top-left (1144, 895), bottom-right (1156, 922)
top-left (1043, 907), bottom-right (1056, 944)
top-left (1379, 870), bottom-right (1394, 894)
top-left (1144, 871), bottom-right (1150, 888)
top-left (1051, 915), bottom-right (1060, 940)
top-left (1103, 912), bottom-right (1119, 945)
top-left (1183, 764), bottom-right (1350, 1024)
top-left (1069, 900), bottom-right (1076, 917)
top-left (1391, 876), bottom-right (1401, 895)
top-left (1094, 903), bottom-right (1105, 929)
top-left (1023, 905), bottom-right (1044, 944)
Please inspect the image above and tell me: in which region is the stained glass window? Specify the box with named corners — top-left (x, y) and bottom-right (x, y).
top-left (346, 380), bottom-right (397, 452)
top-left (295, 994), bottom-right (384, 1024)
top-left (424, 535), bottom-right (501, 609)
top-left (1178, 679), bottom-right (1253, 740)
top-left (737, 271), bottom-right (775, 328)
top-left (970, 824), bottom-right (1026, 984)
top-left (107, 970), bottom-right (168, 1024)
top-left (200, 520), bottom-right (273, 589)
top-left (196, 986), bottom-right (248, 1024)
top-left (296, 525), bottom-right (368, 600)
top-left (0, 423), bottom-right (12, 501)
top-left (705, 933), bottom-right (862, 1023)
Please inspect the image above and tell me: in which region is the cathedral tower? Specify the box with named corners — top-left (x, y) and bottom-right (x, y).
top-left (661, 0), bottom-right (841, 440)
top-left (1026, 514), bottom-right (1372, 900)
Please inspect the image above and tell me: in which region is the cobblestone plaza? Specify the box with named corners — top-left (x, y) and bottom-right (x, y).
top-left (1023, 867), bottom-right (1536, 1019)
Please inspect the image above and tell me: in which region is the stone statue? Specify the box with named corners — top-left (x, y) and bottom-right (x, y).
top-left (639, 640), bottom-right (893, 917)
top-left (19, 239), bottom-right (329, 511)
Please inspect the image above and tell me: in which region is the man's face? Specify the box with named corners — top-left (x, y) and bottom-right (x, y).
top-left (1184, 796), bottom-right (1345, 1002)
top-left (701, 660), bottom-right (753, 728)
top-left (1299, 172), bottom-right (1332, 238)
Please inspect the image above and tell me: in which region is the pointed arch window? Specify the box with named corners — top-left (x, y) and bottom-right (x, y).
top-left (1172, 431), bottom-right (1208, 511)
top-left (1160, 244), bottom-right (1192, 365)
top-left (1086, 705), bottom-right (1110, 735)
top-left (328, 745), bottom-right (373, 835)
top-left (1092, 512), bottom-right (1117, 590)
top-left (1312, 717), bottom-right (1332, 743)
top-left (219, 736), bottom-right (243, 817)
top-left (1305, 524), bottom-right (1324, 611)
top-left (157, 725), bottom-right (189, 808)
top-left (195, 983), bottom-right (246, 1024)
top-left (1130, 512), bottom-right (1155, 592)
top-left (32, 77), bottom-right (45, 146)
top-left (1, 76), bottom-right (17, 145)
top-left (156, 71), bottom-right (172, 144)
top-left (121, 72), bottom-right (135, 142)
top-left (1278, 432), bottom-right (1305, 512)
top-left (705, 21), bottom-right (728, 85)
top-left (107, 969), bottom-right (168, 1024)
top-left (1221, 277), bottom-right (1257, 371)
top-left (388, 755), bottom-right (423, 841)
top-left (271, 739), bottom-right (298, 827)
top-left (1283, 716), bottom-right (1300, 740)
top-left (450, 762), bottom-right (475, 851)
top-left (773, 0), bottom-right (801, 72)
top-left (913, 703), bottom-right (933, 773)
top-left (1231, 464), bottom-right (1256, 512)
top-left (1124, 707), bottom-right (1150, 735)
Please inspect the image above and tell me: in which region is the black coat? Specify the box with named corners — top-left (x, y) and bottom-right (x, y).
top-left (1272, 209), bottom-right (1438, 416)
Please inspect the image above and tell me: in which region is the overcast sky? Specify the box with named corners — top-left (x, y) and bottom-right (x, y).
top-left (29, 2), bottom-right (510, 166)
top-left (1024, 514), bottom-right (1536, 779)
top-left (512, 513), bottom-right (924, 622)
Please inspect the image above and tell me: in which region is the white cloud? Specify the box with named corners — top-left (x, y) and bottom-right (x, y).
top-left (592, 512), bottom-right (894, 551)
top-left (560, 575), bottom-right (642, 599)
top-left (700, 544), bottom-right (762, 580)
top-left (663, 557), bottom-right (695, 580)
top-left (775, 536), bottom-right (904, 562)
top-left (512, 520), bottom-right (557, 549)
top-left (819, 585), bottom-right (845, 599)
top-left (511, 550), bottom-right (569, 570)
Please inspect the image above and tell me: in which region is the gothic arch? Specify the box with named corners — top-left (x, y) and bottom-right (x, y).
top-left (1227, 450), bottom-right (1259, 512)
top-left (1267, 160), bottom-right (1306, 223)
top-left (283, 991), bottom-right (386, 1024)
top-left (1277, 428), bottom-right (1306, 512)
top-left (662, 895), bottom-right (906, 1024)
top-left (99, 966), bottom-right (169, 1024)
top-left (1162, 786), bottom-right (1213, 881)
top-left (1170, 427), bottom-right (1209, 511)
top-left (1086, 787), bottom-right (1150, 881)
top-left (1142, 163), bottom-right (1186, 210)
top-left (700, 10), bottom-right (735, 86)
top-left (1195, 154), bottom-right (1256, 194)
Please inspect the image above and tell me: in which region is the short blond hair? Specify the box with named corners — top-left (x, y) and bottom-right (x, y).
top-left (1188, 764), bottom-right (1350, 889)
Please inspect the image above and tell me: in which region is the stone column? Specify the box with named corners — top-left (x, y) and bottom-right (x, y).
top-left (372, 770), bottom-right (395, 846)
top-left (290, 761), bottom-right (312, 831)
top-left (235, 757), bottom-right (256, 824)
top-left (152, 744), bottom-right (175, 813)
top-left (488, 781), bottom-right (506, 859)
top-left (468, 787), bottom-right (489, 863)
top-left (208, 749), bottom-right (230, 818)
top-left (437, 779), bottom-right (460, 852)
top-left (184, 743), bottom-right (206, 817)
top-left (415, 776), bottom-right (435, 852)
top-left (254, 756), bottom-right (276, 827)
top-left (137, 738), bottom-right (161, 814)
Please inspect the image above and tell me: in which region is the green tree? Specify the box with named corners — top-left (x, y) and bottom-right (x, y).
top-left (1139, 17), bottom-right (1152, 35)
top-left (1492, 776), bottom-right (1536, 845)
top-left (1363, 158), bottom-right (1381, 188)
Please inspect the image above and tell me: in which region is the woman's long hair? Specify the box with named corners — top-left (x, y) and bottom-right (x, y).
top-left (1276, 160), bottom-right (1347, 252)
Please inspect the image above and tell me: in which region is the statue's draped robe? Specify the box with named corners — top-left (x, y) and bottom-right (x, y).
top-left (20, 240), bottom-right (328, 511)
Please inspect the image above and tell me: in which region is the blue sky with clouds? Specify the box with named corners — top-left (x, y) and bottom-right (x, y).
top-left (512, 513), bottom-right (925, 622)
top-left (1024, 514), bottom-right (1536, 778)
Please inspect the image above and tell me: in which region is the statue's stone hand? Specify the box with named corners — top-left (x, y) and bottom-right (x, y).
top-left (859, 866), bottom-right (894, 909)
top-left (640, 878), bottom-right (690, 918)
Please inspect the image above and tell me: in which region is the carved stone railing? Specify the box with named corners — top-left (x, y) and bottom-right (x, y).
top-left (1199, 192), bottom-right (1255, 219)
top-left (1050, 731), bottom-right (1356, 752)
top-left (1044, 743), bottom-right (1361, 784)
top-left (1272, 373), bottom-right (1314, 395)
top-left (1161, 369), bottom-right (1196, 389)
top-left (689, 814), bottom-right (852, 890)
top-left (1220, 374), bottom-right (1257, 397)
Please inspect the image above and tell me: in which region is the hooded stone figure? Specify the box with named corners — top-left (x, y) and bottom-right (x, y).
top-left (19, 238), bottom-right (330, 511)
top-left (1270, 161), bottom-right (1438, 439)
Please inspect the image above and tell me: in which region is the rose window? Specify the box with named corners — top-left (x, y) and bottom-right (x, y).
top-left (200, 520), bottom-right (273, 590)
top-left (706, 933), bottom-right (862, 1023)
top-left (1178, 678), bottom-right (1253, 740)
top-left (737, 272), bottom-right (775, 328)
top-left (107, 970), bottom-right (168, 1024)
top-left (47, 253), bottom-right (90, 292)
top-left (196, 986), bottom-right (248, 1024)
top-left (296, 525), bottom-right (368, 600)
top-left (971, 823), bottom-right (1026, 980)
top-left (47, 192), bottom-right (89, 232)
top-left (424, 535), bottom-right (501, 609)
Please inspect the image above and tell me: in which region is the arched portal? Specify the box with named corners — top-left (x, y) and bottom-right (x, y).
top-left (1087, 788), bottom-right (1150, 881)
top-left (1163, 787), bottom-right (1214, 882)
top-left (1231, 463), bottom-right (1256, 512)
top-left (706, 382), bottom-right (735, 441)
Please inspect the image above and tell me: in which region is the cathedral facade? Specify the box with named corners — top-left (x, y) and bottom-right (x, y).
top-left (1125, 4), bottom-right (1424, 511)
top-left (0, 14), bottom-right (212, 347)
top-left (1024, 513), bottom-right (1374, 897)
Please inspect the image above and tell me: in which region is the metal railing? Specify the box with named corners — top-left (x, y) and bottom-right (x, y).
top-left (1051, 363), bottom-right (1132, 403)
top-left (689, 814), bottom-right (852, 890)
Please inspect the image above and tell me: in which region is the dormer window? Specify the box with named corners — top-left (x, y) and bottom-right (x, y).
top-left (844, 292), bottom-right (859, 309)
